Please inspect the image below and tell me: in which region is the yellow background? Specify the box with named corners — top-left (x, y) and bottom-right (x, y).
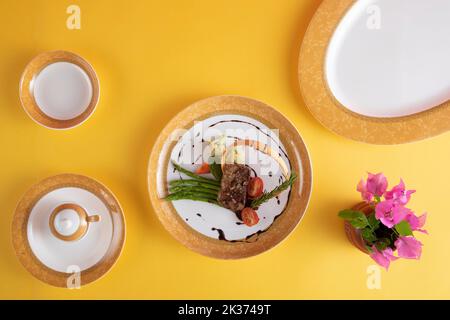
top-left (0, 0), bottom-right (447, 299)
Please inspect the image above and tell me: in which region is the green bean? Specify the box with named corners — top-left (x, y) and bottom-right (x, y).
top-left (171, 162), bottom-right (220, 185)
top-left (169, 179), bottom-right (220, 188)
top-left (170, 186), bottom-right (219, 196)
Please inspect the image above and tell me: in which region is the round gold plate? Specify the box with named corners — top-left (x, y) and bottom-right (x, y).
top-left (148, 95), bottom-right (312, 259)
top-left (19, 50), bottom-right (100, 129)
top-left (11, 174), bottom-right (125, 287)
top-left (299, 0), bottom-right (450, 144)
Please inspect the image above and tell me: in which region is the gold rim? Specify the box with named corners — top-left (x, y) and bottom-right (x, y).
top-left (19, 50), bottom-right (100, 129)
top-left (49, 203), bottom-right (101, 242)
top-left (11, 174), bottom-right (126, 288)
top-left (299, 0), bottom-right (450, 144)
top-left (148, 95), bottom-right (312, 259)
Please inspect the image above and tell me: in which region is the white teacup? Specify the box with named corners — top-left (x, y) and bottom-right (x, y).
top-left (49, 203), bottom-right (100, 241)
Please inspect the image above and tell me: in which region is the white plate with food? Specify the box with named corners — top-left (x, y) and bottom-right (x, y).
top-left (148, 95), bottom-right (312, 259)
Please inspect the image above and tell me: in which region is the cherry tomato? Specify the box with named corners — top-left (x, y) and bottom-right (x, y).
top-left (195, 163), bottom-right (210, 174)
top-left (247, 177), bottom-right (264, 199)
top-left (241, 207), bottom-right (260, 226)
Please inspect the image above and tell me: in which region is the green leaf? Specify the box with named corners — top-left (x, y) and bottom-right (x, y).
top-left (375, 238), bottom-right (391, 251)
top-left (367, 213), bottom-right (380, 230)
top-left (338, 210), bottom-right (369, 229)
top-left (350, 217), bottom-right (369, 229)
top-left (361, 228), bottom-right (377, 243)
top-left (338, 209), bottom-right (362, 220)
top-left (209, 161), bottom-right (223, 181)
top-left (395, 220), bottom-right (413, 236)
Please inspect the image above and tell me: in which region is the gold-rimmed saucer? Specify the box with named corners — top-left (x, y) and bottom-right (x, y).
top-left (19, 50), bottom-right (100, 129)
top-left (11, 174), bottom-right (125, 287)
top-left (148, 95), bottom-right (312, 259)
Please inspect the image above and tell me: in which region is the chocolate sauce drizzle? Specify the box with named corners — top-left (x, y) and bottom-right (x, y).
top-left (211, 228), bottom-right (227, 241)
top-left (177, 146), bottom-right (183, 162)
top-left (211, 226), bottom-right (280, 243)
top-left (245, 164), bottom-right (258, 177)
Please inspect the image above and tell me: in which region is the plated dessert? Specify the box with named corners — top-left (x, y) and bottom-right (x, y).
top-left (148, 95), bottom-right (312, 258)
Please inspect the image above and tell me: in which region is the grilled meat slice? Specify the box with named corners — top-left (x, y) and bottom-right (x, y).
top-left (217, 164), bottom-right (251, 213)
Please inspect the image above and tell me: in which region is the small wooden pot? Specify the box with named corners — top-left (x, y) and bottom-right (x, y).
top-left (344, 201), bottom-right (375, 254)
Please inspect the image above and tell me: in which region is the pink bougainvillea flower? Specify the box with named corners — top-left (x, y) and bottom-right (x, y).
top-left (357, 173), bottom-right (387, 202)
top-left (370, 247), bottom-right (398, 270)
top-left (395, 236), bottom-right (423, 259)
top-left (405, 212), bottom-right (428, 234)
top-left (375, 200), bottom-right (410, 228)
top-left (384, 179), bottom-right (415, 205)
top-left (357, 179), bottom-right (373, 202)
top-left (366, 173), bottom-right (388, 197)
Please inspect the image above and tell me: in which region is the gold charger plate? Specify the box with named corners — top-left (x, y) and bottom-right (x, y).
top-left (11, 174), bottom-right (125, 287)
top-left (299, 0), bottom-right (450, 144)
top-left (19, 50), bottom-right (100, 129)
top-left (148, 95), bottom-right (312, 259)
